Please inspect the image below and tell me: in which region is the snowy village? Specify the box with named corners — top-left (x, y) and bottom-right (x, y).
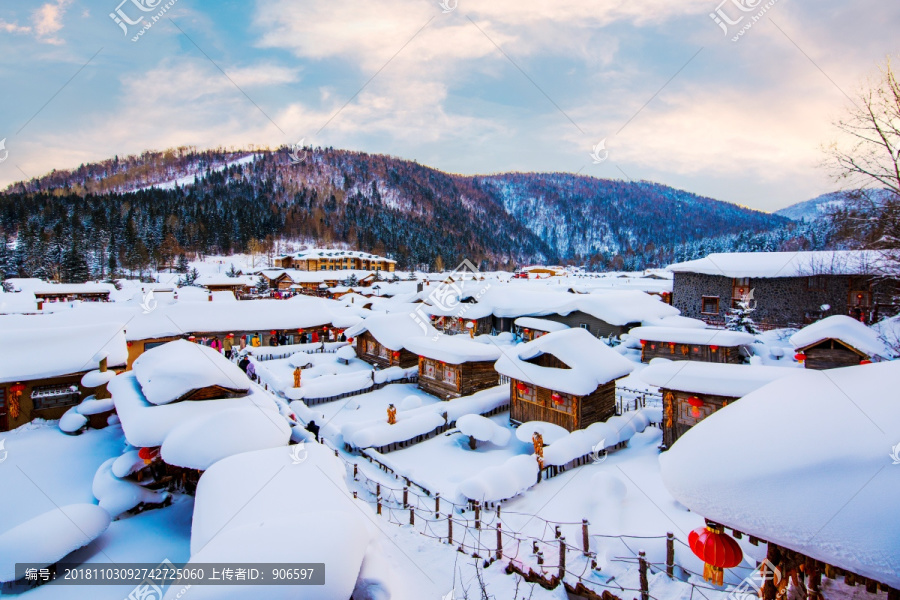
top-left (0, 246), bottom-right (897, 600)
top-left (1, 1), bottom-right (899, 599)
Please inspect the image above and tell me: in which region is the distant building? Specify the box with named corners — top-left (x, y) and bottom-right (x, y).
top-left (668, 251), bottom-right (898, 327)
top-left (275, 249), bottom-right (395, 272)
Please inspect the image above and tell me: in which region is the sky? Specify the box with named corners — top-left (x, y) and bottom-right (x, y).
top-left (0, 0), bottom-right (897, 211)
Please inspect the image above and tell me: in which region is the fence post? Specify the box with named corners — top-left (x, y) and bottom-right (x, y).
top-left (639, 550), bottom-right (649, 600)
top-left (496, 523), bottom-right (503, 560)
top-left (582, 519), bottom-right (590, 556)
top-left (435, 493), bottom-right (440, 517)
top-left (376, 496), bottom-right (382, 515)
top-left (409, 508), bottom-right (415, 526)
top-left (448, 515), bottom-right (453, 545)
top-left (376, 483), bottom-right (380, 498)
top-left (474, 502), bottom-right (481, 529)
top-left (403, 487), bottom-right (408, 508)
top-left (666, 532), bottom-right (675, 578)
top-left (353, 463), bottom-right (358, 480)
top-left (558, 536), bottom-right (566, 581)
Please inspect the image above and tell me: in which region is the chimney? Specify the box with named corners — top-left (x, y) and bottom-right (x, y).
top-left (36, 300), bottom-right (44, 311)
top-left (208, 291), bottom-right (213, 302)
top-left (99, 357), bottom-right (108, 373)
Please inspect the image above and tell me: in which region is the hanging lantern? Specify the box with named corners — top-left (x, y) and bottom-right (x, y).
top-left (392, 351), bottom-right (400, 360)
top-left (516, 382), bottom-right (526, 392)
top-left (687, 396), bottom-right (704, 418)
top-left (860, 359), bottom-right (872, 365)
top-left (270, 330), bottom-right (277, 335)
top-left (794, 353), bottom-right (806, 362)
top-left (523, 328), bottom-right (530, 334)
top-left (551, 392), bottom-right (564, 405)
top-left (709, 345), bottom-right (718, 353)
top-left (669, 342), bottom-right (676, 353)
top-left (127, 341), bottom-right (133, 347)
top-left (347, 337), bottom-right (354, 343)
top-left (689, 525), bottom-right (743, 585)
top-left (639, 340), bottom-right (646, 347)
top-left (138, 447), bottom-right (160, 465)
top-left (650, 343), bottom-right (656, 350)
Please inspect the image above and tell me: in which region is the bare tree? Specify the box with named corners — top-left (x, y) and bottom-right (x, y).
top-left (823, 57), bottom-right (900, 286)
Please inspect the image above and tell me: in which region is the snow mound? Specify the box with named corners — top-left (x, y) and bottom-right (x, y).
top-left (336, 344), bottom-right (357, 361)
top-left (0, 504), bottom-right (111, 583)
top-left (373, 365), bottom-right (416, 384)
top-left (457, 414), bottom-right (510, 446)
top-left (161, 405), bottom-right (291, 470)
top-left (343, 413), bottom-right (445, 449)
top-left (399, 395), bottom-right (422, 411)
top-left (80, 368), bottom-right (116, 388)
top-left (111, 449), bottom-right (145, 478)
top-left (92, 457), bottom-right (169, 517)
top-left (515, 421), bottom-right (569, 445)
top-left (59, 407), bottom-right (87, 434)
top-left (592, 473), bottom-right (627, 501)
top-left (459, 454), bottom-right (539, 502)
top-left (288, 351), bottom-right (313, 368)
top-left (133, 340), bottom-right (250, 405)
top-left (76, 395), bottom-right (115, 415)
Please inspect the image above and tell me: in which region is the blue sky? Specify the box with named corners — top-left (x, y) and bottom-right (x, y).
top-left (0, 0), bottom-right (897, 211)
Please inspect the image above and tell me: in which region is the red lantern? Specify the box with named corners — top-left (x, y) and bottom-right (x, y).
top-left (551, 393), bottom-right (563, 405)
top-left (860, 359), bottom-right (872, 365)
top-left (687, 396), bottom-right (704, 418)
top-left (9, 383), bottom-right (26, 394)
top-left (127, 341), bottom-right (133, 347)
top-left (138, 447), bottom-right (159, 465)
top-left (270, 330), bottom-right (277, 335)
top-left (347, 337), bottom-right (354, 343)
top-left (709, 345), bottom-right (718, 352)
top-left (689, 526), bottom-right (742, 585)
top-left (523, 328), bottom-right (530, 334)
top-left (639, 340), bottom-right (646, 346)
top-left (794, 353), bottom-right (806, 362)
top-left (392, 351), bottom-right (400, 359)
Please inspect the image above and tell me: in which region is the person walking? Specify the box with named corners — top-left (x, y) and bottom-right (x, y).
top-left (238, 355), bottom-right (250, 373)
top-left (223, 334), bottom-right (234, 359)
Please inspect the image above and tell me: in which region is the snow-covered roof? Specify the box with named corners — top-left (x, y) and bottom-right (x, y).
top-left (562, 291), bottom-right (679, 325)
top-left (404, 333), bottom-right (503, 364)
top-left (0, 323), bottom-right (127, 384)
top-left (110, 372), bottom-right (289, 468)
top-left (124, 296), bottom-right (356, 340)
top-left (627, 326), bottom-right (756, 347)
top-left (30, 283), bottom-right (114, 295)
top-left (288, 247), bottom-right (396, 263)
top-left (660, 361), bottom-right (900, 588)
top-left (513, 317), bottom-right (570, 332)
top-left (640, 360), bottom-right (798, 397)
top-left (195, 274), bottom-right (255, 287)
top-left (0, 504), bottom-right (111, 583)
top-left (667, 250), bottom-right (887, 278)
top-left (494, 328), bottom-right (634, 395)
top-left (184, 445), bottom-right (386, 599)
top-left (345, 312), bottom-right (438, 350)
top-left (790, 315), bottom-right (893, 358)
top-left (132, 340), bottom-right (250, 405)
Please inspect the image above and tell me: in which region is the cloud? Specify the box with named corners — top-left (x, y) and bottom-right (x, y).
top-left (0, 19), bottom-right (32, 34)
top-left (32, 0), bottom-right (73, 45)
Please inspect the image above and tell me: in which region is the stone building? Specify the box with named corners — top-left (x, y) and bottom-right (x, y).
top-left (668, 251), bottom-right (897, 327)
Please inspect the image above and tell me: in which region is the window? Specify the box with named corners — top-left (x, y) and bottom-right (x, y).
top-left (701, 296), bottom-right (720, 315)
top-left (580, 323), bottom-right (590, 331)
top-left (444, 367), bottom-right (457, 384)
top-left (424, 361), bottom-right (436, 379)
top-left (32, 384), bottom-right (80, 410)
top-left (807, 276), bottom-right (826, 291)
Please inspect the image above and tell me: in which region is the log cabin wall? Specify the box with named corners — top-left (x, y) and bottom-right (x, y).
top-left (418, 359), bottom-right (500, 400)
top-left (640, 341), bottom-right (743, 364)
top-left (509, 379), bottom-right (616, 432)
top-left (802, 340), bottom-right (865, 370)
top-left (661, 389), bottom-right (737, 448)
top-left (543, 311), bottom-right (635, 338)
top-left (355, 331), bottom-right (418, 369)
top-left (1, 374), bottom-right (88, 432)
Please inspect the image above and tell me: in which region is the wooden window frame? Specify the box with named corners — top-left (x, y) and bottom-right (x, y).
top-left (701, 296), bottom-right (720, 315)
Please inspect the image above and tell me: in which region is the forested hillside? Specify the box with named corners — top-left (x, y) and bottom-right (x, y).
top-left (0, 146), bottom-right (827, 280)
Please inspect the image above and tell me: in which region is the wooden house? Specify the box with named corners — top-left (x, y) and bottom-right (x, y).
top-left (513, 317), bottom-right (569, 341)
top-left (668, 250), bottom-right (899, 327)
top-left (641, 361), bottom-right (797, 449)
top-left (628, 326), bottom-right (755, 364)
top-left (405, 335), bottom-right (502, 400)
top-left (32, 283), bottom-right (112, 303)
top-left (274, 249), bottom-right (396, 272)
top-left (427, 304), bottom-right (494, 336)
top-left (658, 361), bottom-right (900, 599)
top-left (495, 328), bottom-right (634, 432)
top-left (0, 324), bottom-right (127, 431)
top-left (789, 315), bottom-right (892, 370)
top-left (345, 312), bottom-right (432, 369)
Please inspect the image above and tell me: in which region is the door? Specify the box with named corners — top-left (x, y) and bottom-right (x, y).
top-left (0, 387), bottom-right (7, 432)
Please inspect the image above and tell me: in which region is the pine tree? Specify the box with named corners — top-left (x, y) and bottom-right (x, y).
top-left (176, 254), bottom-right (189, 273)
top-left (406, 271), bottom-right (416, 281)
top-left (344, 273), bottom-right (359, 287)
top-left (177, 267), bottom-right (201, 287)
top-left (61, 240), bottom-right (91, 283)
top-left (256, 274), bottom-right (270, 295)
top-left (226, 263), bottom-right (239, 277)
top-left (726, 297), bottom-right (760, 334)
